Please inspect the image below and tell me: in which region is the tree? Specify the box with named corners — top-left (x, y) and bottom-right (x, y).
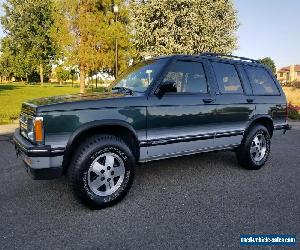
top-left (1, 0), bottom-right (58, 84)
top-left (0, 43), bottom-right (14, 82)
top-left (55, 65), bottom-right (70, 84)
top-left (70, 68), bottom-right (77, 86)
top-left (259, 57), bottom-right (276, 73)
top-left (53, 0), bottom-right (132, 93)
top-left (130, 0), bottom-right (238, 57)
top-left (0, 36), bottom-right (35, 82)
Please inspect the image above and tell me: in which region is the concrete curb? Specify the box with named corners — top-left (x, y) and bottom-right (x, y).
top-left (0, 124), bottom-right (18, 135)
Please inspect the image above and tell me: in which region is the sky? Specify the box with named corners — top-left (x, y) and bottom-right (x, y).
top-left (234, 0), bottom-right (300, 68)
top-left (0, 0), bottom-right (299, 69)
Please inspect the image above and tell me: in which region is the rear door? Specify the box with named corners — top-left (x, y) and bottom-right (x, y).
top-left (145, 58), bottom-right (217, 160)
top-left (209, 60), bottom-right (255, 147)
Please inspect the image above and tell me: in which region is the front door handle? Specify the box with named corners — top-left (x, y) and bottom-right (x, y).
top-left (203, 98), bottom-right (215, 104)
top-left (247, 98), bottom-right (254, 103)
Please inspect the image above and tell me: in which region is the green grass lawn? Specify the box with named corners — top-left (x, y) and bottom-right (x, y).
top-left (0, 83), bottom-right (80, 124)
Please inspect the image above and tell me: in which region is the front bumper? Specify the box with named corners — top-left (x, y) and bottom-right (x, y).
top-left (13, 129), bottom-right (64, 180)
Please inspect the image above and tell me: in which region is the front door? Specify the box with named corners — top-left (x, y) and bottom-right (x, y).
top-left (146, 59), bottom-right (216, 160)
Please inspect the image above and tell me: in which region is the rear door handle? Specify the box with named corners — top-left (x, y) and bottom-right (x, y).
top-left (203, 98), bottom-right (215, 103)
top-left (247, 98), bottom-right (254, 103)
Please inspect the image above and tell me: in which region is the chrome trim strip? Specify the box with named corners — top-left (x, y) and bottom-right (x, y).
top-left (215, 130), bottom-right (244, 138)
top-left (139, 143), bottom-right (240, 162)
top-left (28, 149), bottom-right (48, 153)
top-left (139, 130), bottom-right (244, 147)
top-left (51, 148), bottom-right (65, 153)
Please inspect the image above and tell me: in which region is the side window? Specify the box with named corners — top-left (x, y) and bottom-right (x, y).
top-left (245, 66), bottom-right (280, 95)
top-left (162, 61), bottom-right (208, 94)
top-left (212, 62), bottom-right (243, 94)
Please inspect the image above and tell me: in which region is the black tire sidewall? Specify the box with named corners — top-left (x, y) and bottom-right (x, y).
top-left (238, 124), bottom-right (271, 170)
top-left (70, 136), bottom-right (135, 208)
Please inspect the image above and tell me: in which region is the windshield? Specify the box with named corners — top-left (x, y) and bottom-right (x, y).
top-left (113, 58), bottom-right (168, 92)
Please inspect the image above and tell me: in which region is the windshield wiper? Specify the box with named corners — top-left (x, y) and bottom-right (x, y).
top-left (112, 87), bottom-right (134, 95)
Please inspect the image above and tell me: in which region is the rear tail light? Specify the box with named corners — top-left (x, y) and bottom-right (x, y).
top-left (34, 117), bottom-right (44, 143)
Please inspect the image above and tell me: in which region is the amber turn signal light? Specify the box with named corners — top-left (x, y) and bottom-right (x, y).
top-left (34, 117), bottom-right (44, 143)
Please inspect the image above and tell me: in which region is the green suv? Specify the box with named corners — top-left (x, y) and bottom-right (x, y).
top-left (13, 53), bottom-right (290, 208)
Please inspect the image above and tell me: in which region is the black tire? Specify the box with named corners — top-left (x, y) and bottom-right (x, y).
top-left (68, 134), bottom-right (135, 209)
top-left (236, 124), bottom-right (271, 170)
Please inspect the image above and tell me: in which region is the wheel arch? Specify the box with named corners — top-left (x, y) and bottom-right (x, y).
top-left (62, 120), bottom-right (140, 172)
top-left (244, 115), bottom-right (274, 138)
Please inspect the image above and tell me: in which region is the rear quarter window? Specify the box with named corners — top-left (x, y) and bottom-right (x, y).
top-left (245, 66), bottom-right (280, 95)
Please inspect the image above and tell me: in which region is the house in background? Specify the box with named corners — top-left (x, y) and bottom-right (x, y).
top-left (277, 65), bottom-right (300, 84)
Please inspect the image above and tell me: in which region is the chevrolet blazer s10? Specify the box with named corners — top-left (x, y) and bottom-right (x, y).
top-left (13, 53), bottom-right (290, 208)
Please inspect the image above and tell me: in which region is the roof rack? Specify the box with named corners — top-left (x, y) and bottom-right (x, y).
top-left (201, 52), bottom-right (260, 64)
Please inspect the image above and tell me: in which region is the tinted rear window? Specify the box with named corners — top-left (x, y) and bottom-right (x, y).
top-left (212, 62), bottom-right (243, 94)
top-left (245, 66), bottom-right (280, 95)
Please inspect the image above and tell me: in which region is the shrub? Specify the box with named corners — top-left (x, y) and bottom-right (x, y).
top-left (288, 102), bottom-right (300, 120)
top-left (280, 81), bottom-right (300, 88)
top-left (292, 81), bottom-right (300, 89)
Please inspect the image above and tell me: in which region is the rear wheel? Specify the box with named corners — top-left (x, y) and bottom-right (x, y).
top-left (236, 124), bottom-right (271, 170)
top-left (68, 134), bottom-right (135, 209)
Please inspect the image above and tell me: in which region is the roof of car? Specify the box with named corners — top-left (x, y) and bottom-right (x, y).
top-left (152, 53), bottom-right (261, 66)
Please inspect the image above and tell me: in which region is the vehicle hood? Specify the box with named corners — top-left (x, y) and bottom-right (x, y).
top-left (21, 92), bottom-right (137, 114)
top-left (26, 92), bottom-right (126, 106)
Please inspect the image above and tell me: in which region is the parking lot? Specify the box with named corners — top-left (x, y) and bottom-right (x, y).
top-left (0, 125), bottom-right (299, 249)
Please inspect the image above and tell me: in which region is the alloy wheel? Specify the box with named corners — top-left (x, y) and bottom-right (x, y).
top-left (250, 133), bottom-right (267, 162)
top-left (87, 152), bottom-right (125, 196)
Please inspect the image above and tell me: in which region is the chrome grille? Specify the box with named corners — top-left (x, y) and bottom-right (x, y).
top-left (19, 113), bottom-right (34, 140)
top-left (21, 102), bottom-right (36, 116)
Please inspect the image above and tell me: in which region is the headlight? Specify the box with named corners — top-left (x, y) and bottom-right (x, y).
top-left (27, 118), bottom-right (34, 141)
top-left (20, 115), bottom-right (44, 144)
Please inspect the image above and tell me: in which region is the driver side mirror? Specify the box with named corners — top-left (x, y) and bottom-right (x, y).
top-left (156, 81), bottom-right (177, 97)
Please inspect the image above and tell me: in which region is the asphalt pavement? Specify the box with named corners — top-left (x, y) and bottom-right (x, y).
top-left (0, 126), bottom-right (299, 249)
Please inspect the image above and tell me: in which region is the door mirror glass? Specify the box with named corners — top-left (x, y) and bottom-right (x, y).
top-left (157, 81), bottom-right (177, 96)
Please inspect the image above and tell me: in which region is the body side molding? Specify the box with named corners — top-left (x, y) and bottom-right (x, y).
top-left (140, 143), bottom-right (240, 162)
top-left (140, 129), bottom-right (244, 147)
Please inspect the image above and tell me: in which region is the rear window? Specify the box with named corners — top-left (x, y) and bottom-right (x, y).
top-left (245, 66), bottom-right (280, 95)
top-left (212, 62), bottom-right (243, 94)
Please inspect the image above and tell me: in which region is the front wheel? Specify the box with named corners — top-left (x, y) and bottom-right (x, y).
top-left (236, 124), bottom-right (271, 170)
top-left (68, 134), bottom-right (135, 209)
